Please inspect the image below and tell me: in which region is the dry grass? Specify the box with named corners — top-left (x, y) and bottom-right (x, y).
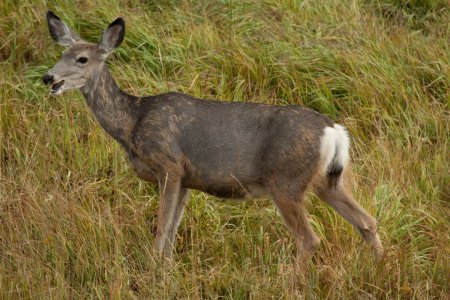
top-left (0, 0), bottom-right (449, 298)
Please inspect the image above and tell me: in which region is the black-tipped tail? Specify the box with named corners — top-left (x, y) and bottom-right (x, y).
top-left (327, 149), bottom-right (343, 189)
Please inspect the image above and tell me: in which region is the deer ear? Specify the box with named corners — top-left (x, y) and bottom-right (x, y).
top-left (99, 17), bottom-right (125, 54)
top-left (46, 11), bottom-right (80, 47)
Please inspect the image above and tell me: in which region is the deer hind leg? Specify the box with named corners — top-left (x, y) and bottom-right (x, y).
top-left (270, 186), bottom-right (320, 266)
top-left (315, 179), bottom-right (383, 257)
top-left (155, 174), bottom-right (182, 259)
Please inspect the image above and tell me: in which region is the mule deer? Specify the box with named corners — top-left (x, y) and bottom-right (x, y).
top-left (43, 11), bottom-right (383, 265)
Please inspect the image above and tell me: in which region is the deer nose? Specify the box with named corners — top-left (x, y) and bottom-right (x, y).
top-left (42, 74), bottom-right (54, 85)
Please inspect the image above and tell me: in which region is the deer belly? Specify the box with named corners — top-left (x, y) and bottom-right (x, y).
top-left (182, 172), bottom-right (268, 199)
top-left (202, 185), bottom-right (248, 199)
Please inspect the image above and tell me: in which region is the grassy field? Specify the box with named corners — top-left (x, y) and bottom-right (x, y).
top-left (1, 0), bottom-right (449, 298)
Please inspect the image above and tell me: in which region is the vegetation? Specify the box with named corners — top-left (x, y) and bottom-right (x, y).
top-left (0, 0), bottom-right (448, 298)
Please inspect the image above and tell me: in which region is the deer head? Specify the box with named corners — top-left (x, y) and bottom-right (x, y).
top-left (42, 11), bottom-right (125, 95)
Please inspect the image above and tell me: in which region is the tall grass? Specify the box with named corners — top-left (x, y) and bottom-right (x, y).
top-left (0, 0), bottom-right (448, 298)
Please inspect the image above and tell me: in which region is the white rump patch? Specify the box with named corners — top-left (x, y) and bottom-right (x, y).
top-left (319, 124), bottom-right (350, 174)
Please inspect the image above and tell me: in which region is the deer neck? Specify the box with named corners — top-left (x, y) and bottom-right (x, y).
top-left (80, 64), bottom-right (137, 146)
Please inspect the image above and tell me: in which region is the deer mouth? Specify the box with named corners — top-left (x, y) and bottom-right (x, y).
top-left (51, 80), bottom-right (65, 94)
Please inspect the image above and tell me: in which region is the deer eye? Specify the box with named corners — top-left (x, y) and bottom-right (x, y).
top-left (76, 57), bottom-right (88, 64)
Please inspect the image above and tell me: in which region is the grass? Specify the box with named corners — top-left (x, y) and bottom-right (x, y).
top-left (0, 0), bottom-right (449, 298)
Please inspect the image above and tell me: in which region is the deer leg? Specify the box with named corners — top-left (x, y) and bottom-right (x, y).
top-left (163, 188), bottom-right (190, 255)
top-left (155, 174), bottom-right (181, 259)
top-left (271, 188), bottom-right (320, 267)
top-left (316, 184), bottom-right (383, 257)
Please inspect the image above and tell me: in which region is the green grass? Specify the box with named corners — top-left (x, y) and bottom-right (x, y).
top-left (0, 0), bottom-right (449, 298)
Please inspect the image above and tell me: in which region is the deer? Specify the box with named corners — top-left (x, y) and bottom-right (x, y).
top-left (42, 11), bottom-right (383, 267)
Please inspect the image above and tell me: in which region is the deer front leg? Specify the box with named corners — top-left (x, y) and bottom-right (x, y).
top-left (155, 173), bottom-right (181, 259)
top-left (127, 151), bottom-right (157, 183)
top-left (163, 188), bottom-right (190, 255)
